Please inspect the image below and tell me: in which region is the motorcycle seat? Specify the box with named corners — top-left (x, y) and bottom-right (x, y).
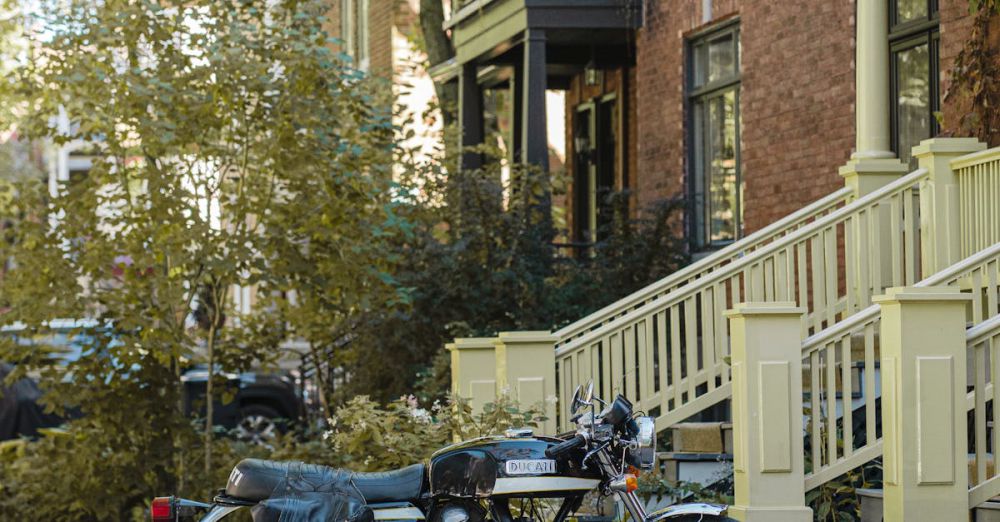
top-left (225, 458), bottom-right (426, 504)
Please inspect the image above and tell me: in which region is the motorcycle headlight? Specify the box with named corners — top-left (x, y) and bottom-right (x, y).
top-left (635, 416), bottom-right (656, 470)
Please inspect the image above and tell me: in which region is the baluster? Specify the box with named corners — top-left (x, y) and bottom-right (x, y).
top-left (670, 305), bottom-right (682, 409)
top-left (857, 209), bottom-right (871, 307)
top-left (864, 323), bottom-right (876, 447)
top-left (890, 194), bottom-right (902, 286)
top-left (870, 203), bottom-right (884, 295)
top-left (810, 350), bottom-right (822, 469)
top-left (825, 343), bottom-right (837, 463)
top-left (903, 187), bottom-right (916, 285)
top-left (656, 310), bottom-right (669, 413)
top-left (702, 289), bottom-right (717, 391)
top-left (610, 332), bottom-right (624, 395)
top-left (845, 216), bottom-right (857, 316)
top-left (824, 227), bottom-right (837, 326)
top-left (763, 258), bottom-right (775, 301)
top-left (624, 324), bottom-right (637, 402)
top-left (797, 243), bottom-right (809, 336)
top-left (685, 297), bottom-right (698, 400)
top-left (811, 235), bottom-right (825, 331)
top-left (973, 269), bottom-right (984, 324)
top-left (841, 334), bottom-right (853, 457)
top-left (976, 340), bottom-right (987, 485)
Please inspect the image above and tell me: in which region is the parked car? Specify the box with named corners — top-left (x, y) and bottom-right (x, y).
top-left (181, 367), bottom-right (303, 445)
top-left (0, 321), bottom-right (304, 443)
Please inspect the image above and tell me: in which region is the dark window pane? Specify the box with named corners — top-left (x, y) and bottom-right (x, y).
top-left (693, 42), bottom-right (709, 88)
top-left (692, 32), bottom-right (736, 89)
top-left (894, 0), bottom-right (928, 24)
top-left (895, 42), bottom-right (930, 167)
top-left (708, 33), bottom-right (735, 84)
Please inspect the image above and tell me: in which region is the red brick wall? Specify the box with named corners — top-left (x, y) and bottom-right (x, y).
top-left (323, 0), bottom-right (398, 78)
top-left (634, 0), bottom-right (976, 238)
top-left (634, 0), bottom-right (854, 236)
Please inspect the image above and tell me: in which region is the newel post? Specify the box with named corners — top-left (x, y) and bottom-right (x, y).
top-left (725, 302), bottom-right (812, 522)
top-left (494, 331), bottom-right (557, 435)
top-left (912, 138), bottom-right (986, 277)
top-left (875, 287), bottom-right (971, 522)
top-left (447, 337), bottom-right (497, 413)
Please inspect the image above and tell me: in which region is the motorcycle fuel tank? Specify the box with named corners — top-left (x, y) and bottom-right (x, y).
top-left (428, 435), bottom-right (601, 498)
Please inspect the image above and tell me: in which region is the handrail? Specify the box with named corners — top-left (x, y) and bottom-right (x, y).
top-left (802, 242), bottom-right (1000, 353)
top-left (804, 240), bottom-right (1000, 491)
top-left (555, 169), bottom-right (927, 357)
top-left (967, 314), bottom-right (1000, 345)
top-left (950, 145), bottom-right (1000, 171)
top-left (552, 187), bottom-right (852, 346)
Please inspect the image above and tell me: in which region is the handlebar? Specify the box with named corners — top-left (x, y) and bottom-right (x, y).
top-left (545, 434), bottom-right (586, 458)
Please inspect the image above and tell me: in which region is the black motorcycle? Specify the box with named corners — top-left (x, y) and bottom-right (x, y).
top-left (151, 381), bottom-right (732, 522)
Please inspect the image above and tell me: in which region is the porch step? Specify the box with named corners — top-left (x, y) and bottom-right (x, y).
top-left (657, 451), bottom-right (733, 487)
top-left (669, 422), bottom-right (733, 454)
top-left (858, 491), bottom-right (1000, 522)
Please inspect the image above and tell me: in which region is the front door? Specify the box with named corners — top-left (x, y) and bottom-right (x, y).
top-left (573, 95), bottom-right (618, 246)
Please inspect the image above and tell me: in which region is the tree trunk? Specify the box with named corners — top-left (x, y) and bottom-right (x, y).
top-left (418, 0), bottom-right (458, 128)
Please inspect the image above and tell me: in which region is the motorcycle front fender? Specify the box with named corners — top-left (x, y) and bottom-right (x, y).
top-left (645, 503), bottom-right (729, 521)
top-left (198, 505), bottom-right (244, 521)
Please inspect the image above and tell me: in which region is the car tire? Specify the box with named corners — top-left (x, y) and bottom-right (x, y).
top-left (234, 404), bottom-right (283, 446)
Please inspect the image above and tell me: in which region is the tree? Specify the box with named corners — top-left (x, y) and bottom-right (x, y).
top-left (418, 0), bottom-right (457, 127)
top-left (0, 0), bottom-right (405, 517)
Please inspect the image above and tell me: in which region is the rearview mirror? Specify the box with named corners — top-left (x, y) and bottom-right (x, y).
top-left (569, 384), bottom-right (583, 414)
top-left (571, 380), bottom-right (594, 414)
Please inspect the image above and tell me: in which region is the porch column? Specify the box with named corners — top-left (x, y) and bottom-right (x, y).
top-left (447, 337), bottom-right (497, 413)
top-left (874, 287), bottom-right (971, 522)
top-left (459, 62), bottom-right (484, 170)
top-left (855, 0), bottom-right (892, 159)
top-left (841, 0), bottom-right (907, 198)
top-left (511, 61), bottom-right (524, 165)
top-left (912, 138), bottom-right (986, 277)
top-left (494, 331), bottom-right (557, 434)
top-left (521, 29), bottom-right (548, 172)
top-left (725, 302), bottom-right (812, 522)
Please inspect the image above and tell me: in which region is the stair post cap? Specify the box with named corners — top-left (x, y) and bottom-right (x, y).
top-left (494, 331), bottom-right (557, 344)
top-left (447, 337), bottom-right (498, 351)
top-left (911, 137), bottom-right (987, 158)
top-left (872, 286), bottom-right (972, 304)
top-left (723, 301), bottom-right (804, 317)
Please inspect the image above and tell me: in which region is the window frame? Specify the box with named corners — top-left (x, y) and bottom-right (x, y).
top-left (686, 18), bottom-right (742, 250)
top-left (340, 0), bottom-right (355, 59)
top-left (888, 0), bottom-right (940, 163)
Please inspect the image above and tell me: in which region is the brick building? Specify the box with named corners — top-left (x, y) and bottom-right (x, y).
top-left (440, 0), bottom-right (975, 254)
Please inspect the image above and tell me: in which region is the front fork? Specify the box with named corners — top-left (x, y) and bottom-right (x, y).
top-left (594, 447), bottom-right (648, 522)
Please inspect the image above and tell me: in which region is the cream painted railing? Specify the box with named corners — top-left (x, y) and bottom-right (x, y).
top-left (967, 314), bottom-right (1000, 508)
top-left (953, 147), bottom-right (1000, 259)
top-left (553, 188), bottom-right (851, 348)
top-left (801, 242), bottom-right (1000, 491)
top-left (554, 170), bottom-right (928, 432)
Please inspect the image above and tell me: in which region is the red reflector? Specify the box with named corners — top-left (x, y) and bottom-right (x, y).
top-left (150, 497), bottom-right (173, 521)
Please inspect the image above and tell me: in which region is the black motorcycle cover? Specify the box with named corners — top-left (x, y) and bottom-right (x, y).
top-left (249, 461), bottom-right (374, 522)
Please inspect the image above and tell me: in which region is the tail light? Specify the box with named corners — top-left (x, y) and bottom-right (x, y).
top-left (150, 497), bottom-right (175, 521)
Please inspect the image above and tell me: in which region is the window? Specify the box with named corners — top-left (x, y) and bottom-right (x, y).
top-left (340, 0), bottom-right (369, 70)
top-left (890, 0), bottom-right (939, 167)
top-left (688, 21), bottom-right (741, 249)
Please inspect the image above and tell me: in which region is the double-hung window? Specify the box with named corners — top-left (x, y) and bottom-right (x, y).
top-left (890, 0), bottom-right (939, 167)
top-left (688, 21), bottom-right (741, 249)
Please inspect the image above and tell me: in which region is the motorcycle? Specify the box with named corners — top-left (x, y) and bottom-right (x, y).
top-left (151, 381), bottom-right (732, 522)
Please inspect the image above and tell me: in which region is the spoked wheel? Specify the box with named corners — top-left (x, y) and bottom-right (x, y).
top-left (234, 405), bottom-right (281, 446)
